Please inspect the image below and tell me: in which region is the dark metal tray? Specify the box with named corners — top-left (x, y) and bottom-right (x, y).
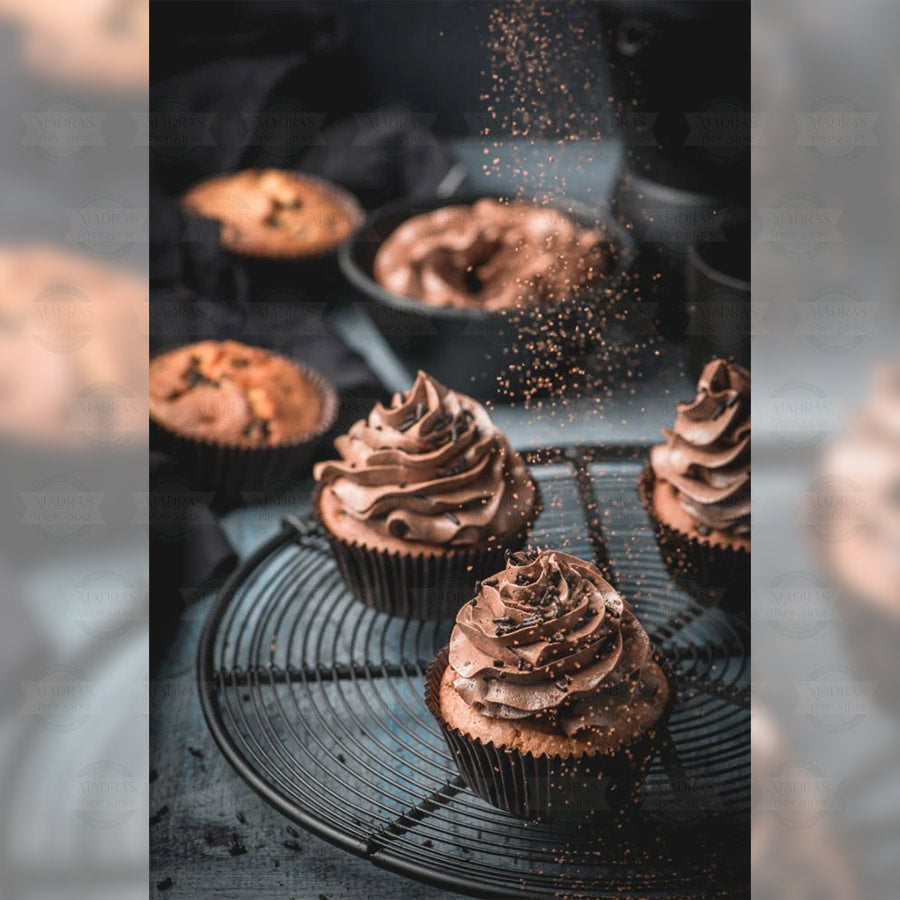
top-left (198, 445), bottom-right (749, 899)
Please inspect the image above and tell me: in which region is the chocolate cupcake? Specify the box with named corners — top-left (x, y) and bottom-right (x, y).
top-left (425, 549), bottom-right (672, 820)
top-left (180, 169), bottom-right (363, 297)
top-left (313, 370), bottom-right (540, 619)
top-left (181, 169), bottom-right (362, 259)
top-left (640, 359), bottom-right (750, 605)
top-left (150, 340), bottom-right (337, 499)
top-left (373, 198), bottom-right (611, 311)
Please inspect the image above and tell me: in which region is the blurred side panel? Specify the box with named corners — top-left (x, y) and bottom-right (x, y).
top-left (754, 1), bottom-right (900, 898)
top-left (0, 1), bottom-right (148, 899)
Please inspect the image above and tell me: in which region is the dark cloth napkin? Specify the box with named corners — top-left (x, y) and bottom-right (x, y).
top-left (150, 7), bottom-right (457, 655)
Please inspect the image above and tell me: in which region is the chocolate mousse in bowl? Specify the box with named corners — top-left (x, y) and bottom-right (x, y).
top-left (340, 195), bottom-right (633, 399)
top-left (425, 549), bottom-right (672, 820)
top-left (639, 359), bottom-right (751, 607)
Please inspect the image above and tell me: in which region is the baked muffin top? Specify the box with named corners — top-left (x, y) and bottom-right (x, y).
top-left (181, 169), bottom-right (362, 258)
top-left (150, 340), bottom-right (333, 447)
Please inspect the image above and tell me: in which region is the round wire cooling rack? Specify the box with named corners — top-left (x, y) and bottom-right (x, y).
top-left (198, 446), bottom-right (750, 899)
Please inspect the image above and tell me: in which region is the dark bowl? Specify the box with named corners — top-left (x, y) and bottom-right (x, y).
top-left (338, 193), bottom-right (636, 400)
top-left (685, 211), bottom-right (751, 379)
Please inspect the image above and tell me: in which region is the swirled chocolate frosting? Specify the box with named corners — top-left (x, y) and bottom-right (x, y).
top-left (448, 550), bottom-right (664, 737)
top-left (651, 359), bottom-right (751, 536)
top-left (373, 198), bottom-right (610, 310)
top-left (313, 371), bottom-right (536, 546)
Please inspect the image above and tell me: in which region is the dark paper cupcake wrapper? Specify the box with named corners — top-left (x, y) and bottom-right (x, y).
top-left (425, 648), bottom-right (672, 821)
top-left (312, 483), bottom-right (542, 621)
top-left (151, 358), bottom-right (338, 506)
top-left (179, 176), bottom-right (362, 299)
top-left (638, 465), bottom-right (750, 614)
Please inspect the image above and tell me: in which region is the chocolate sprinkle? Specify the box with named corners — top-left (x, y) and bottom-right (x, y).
top-left (388, 519), bottom-right (409, 538)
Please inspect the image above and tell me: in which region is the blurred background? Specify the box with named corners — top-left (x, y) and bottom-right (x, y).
top-left (0, 0), bottom-right (897, 898)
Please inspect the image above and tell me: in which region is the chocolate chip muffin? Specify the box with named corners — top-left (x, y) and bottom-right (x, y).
top-left (313, 370), bottom-right (540, 618)
top-left (426, 549), bottom-right (671, 819)
top-left (150, 340), bottom-right (337, 497)
top-left (181, 169), bottom-right (362, 259)
top-left (640, 358), bottom-right (751, 600)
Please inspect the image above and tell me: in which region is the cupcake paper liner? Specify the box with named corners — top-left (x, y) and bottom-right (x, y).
top-left (179, 175), bottom-right (362, 298)
top-left (312, 483), bottom-right (542, 621)
top-left (151, 359), bottom-right (338, 506)
top-left (638, 465), bottom-right (750, 614)
top-left (425, 648), bottom-right (672, 821)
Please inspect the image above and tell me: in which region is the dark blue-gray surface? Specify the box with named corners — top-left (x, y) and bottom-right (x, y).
top-left (149, 141), bottom-right (695, 899)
